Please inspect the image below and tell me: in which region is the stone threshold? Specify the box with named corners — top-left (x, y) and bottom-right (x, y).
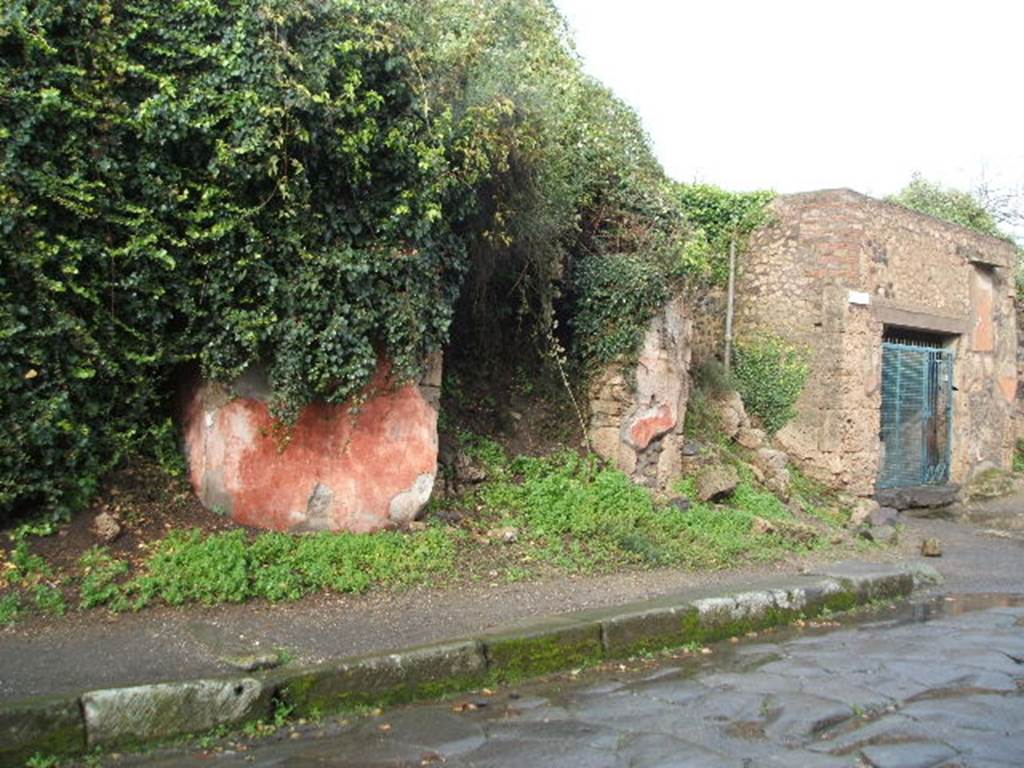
top-left (0, 560), bottom-right (942, 766)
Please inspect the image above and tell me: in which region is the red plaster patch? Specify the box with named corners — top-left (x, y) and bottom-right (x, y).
top-left (183, 364), bottom-right (437, 533)
top-left (628, 404), bottom-right (676, 451)
top-left (998, 374), bottom-right (1017, 404)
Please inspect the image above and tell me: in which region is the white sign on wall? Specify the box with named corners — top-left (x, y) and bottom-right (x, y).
top-left (848, 290), bottom-right (871, 306)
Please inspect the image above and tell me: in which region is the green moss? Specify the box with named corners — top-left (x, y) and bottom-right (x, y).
top-left (484, 625), bottom-right (605, 682)
top-left (0, 697), bottom-right (85, 768)
top-left (819, 589), bottom-right (859, 614)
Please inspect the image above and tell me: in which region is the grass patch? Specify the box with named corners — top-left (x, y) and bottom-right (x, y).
top-left (0, 435), bottom-right (856, 622)
top-left (109, 526), bottom-right (460, 611)
top-left (474, 449), bottom-right (834, 573)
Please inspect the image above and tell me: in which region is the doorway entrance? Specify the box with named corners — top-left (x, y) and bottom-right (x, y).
top-left (878, 329), bottom-right (955, 488)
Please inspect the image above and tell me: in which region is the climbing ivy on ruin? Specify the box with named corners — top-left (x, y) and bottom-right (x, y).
top-left (0, 0), bottom-right (774, 518)
top-left (1, 0), bottom-right (470, 516)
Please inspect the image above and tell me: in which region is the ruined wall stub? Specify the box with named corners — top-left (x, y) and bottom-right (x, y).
top-left (737, 189), bottom-right (1018, 496)
top-left (181, 354), bottom-right (442, 532)
top-left (588, 295), bottom-right (692, 488)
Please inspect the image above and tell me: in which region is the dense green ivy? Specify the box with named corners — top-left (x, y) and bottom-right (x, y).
top-left (674, 184), bottom-right (775, 284)
top-left (1, 0), bottom-right (471, 516)
top-left (731, 335), bottom-right (809, 434)
top-left (0, 0), bottom-right (775, 519)
top-left (569, 184), bottom-right (773, 370)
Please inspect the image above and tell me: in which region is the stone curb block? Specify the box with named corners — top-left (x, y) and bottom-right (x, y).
top-left (278, 640), bottom-right (487, 718)
top-left (481, 619), bottom-right (604, 681)
top-left (0, 694), bottom-right (84, 766)
top-left (82, 677), bottom-right (270, 748)
top-left (600, 605), bottom-right (692, 657)
top-left (0, 560), bottom-right (929, 765)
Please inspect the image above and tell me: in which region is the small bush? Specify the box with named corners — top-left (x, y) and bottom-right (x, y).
top-left (1014, 440), bottom-right (1024, 474)
top-left (731, 335), bottom-right (809, 434)
top-left (78, 547), bottom-right (131, 610)
top-left (0, 593), bottom-right (21, 625)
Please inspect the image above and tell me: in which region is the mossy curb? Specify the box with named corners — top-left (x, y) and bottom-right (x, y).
top-left (0, 560), bottom-right (935, 766)
top-left (482, 619), bottom-right (604, 682)
top-left (0, 695), bottom-right (84, 766)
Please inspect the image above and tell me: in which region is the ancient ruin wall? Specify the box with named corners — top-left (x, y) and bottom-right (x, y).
top-left (736, 189), bottom-right (1018, 495)
top-left (588, 295), bottom-right (692, 488)
top-left (181, 354), bottom-right (442, 532)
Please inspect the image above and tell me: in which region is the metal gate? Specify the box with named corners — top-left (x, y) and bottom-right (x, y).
top-left (878, 339), bottom-right (954, 489)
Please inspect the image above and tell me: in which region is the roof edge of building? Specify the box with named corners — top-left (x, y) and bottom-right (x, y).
top-left (777, 187), bottom-right (1020, 258)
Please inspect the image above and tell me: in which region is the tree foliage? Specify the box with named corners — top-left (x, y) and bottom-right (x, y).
top-left (0, 0), bottom-right (772, 518)
top-left (887, 175), bottom-right (1007, 240)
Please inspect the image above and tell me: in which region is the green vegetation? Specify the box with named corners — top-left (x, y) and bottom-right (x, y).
top-left (82, 526), bottom-right (457, 611)
top-left (731, 335), bottom-right (810, 434)
top-left (479, 448), bottom-right (832, 573)
top-left (1, 0), bottom-right (775, 522)
top-left (1014, 440), bottom-right (1024, 474)
top-left (674, 185), bottom-right (775, 284)
top-left (78, 547), bottom-right (131, 610)
top-left (888, 175), bottom-right (1008, 240)
top-left (888, 175), bottom-right (1024, 297)
top-left (0, 435), bottom-right (862, 621)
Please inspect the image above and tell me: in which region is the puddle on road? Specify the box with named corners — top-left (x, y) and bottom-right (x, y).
top-left (857, 592), bottom-right (1024, 625)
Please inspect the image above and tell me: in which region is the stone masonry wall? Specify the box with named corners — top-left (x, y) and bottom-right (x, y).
top-left (588, 295), bottom-right (692, 488)
top-left (181, 354), bottom-right (442, 533)
top-left (736, 189), bottom-right (1018, 496)
top-left (686, 286), bottom-right (727, 368)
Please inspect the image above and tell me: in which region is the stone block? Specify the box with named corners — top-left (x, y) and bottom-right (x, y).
top-left (875, 485), bottom-right (959, 511)
top-left (811, 561), bottom-right (914, 602)
top-left (482, 619), bottom-right (604, 681)
top-left (280, 641), bottom-right (487, 717)
top-left (695, 464), bottom-right (739, 501)
top-left (600, 606), bottom-right (690, 657)
top-left (736, 427), bottom-right (766, 450)
top-left (82, 678), bottom-right (269, 747)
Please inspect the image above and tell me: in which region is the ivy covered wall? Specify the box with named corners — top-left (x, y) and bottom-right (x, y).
top-left (0, 0), bottom-right (770, 520)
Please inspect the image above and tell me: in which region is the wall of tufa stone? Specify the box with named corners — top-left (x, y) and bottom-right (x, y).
top-left (587, 295), bottom-right (692, 488)
top-left (736, 189), bottom-right (1018, 496)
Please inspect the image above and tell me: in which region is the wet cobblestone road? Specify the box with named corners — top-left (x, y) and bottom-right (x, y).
top-left (145, 594), bottom-right (1024, 767)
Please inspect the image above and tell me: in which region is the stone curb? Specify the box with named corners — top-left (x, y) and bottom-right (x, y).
top-left (0, 560), bottom-right (940, 765)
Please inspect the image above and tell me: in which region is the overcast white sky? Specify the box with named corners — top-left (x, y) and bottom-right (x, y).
top-left (554, 0), bottom-right (1024, 201)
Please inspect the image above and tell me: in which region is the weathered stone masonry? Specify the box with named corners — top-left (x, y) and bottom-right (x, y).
top-left (587, 296), bottom-right (692, 488)
top-left (181, 354), bottom-right (442, 532)
top-left (736, 189), bottom-right (1018, 496)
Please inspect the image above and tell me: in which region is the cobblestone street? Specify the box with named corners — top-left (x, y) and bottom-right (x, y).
top-left (143, 591), bottom-right (1024, 767)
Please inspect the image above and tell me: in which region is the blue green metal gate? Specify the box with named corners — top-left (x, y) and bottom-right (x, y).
top-left (878, 339), bottom-right (954, 488)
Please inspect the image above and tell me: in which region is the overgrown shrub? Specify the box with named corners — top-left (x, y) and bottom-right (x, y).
top-left (674, 184), bottom-right (774, 284)
top-left (0, 0), bottom-right (774, 521)
top-left (570, 254), bottom-right (669, 368)
top-left (731, 335), bottom-right (809, 434)
top-left (0, 0), bottom-right (476, 518)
